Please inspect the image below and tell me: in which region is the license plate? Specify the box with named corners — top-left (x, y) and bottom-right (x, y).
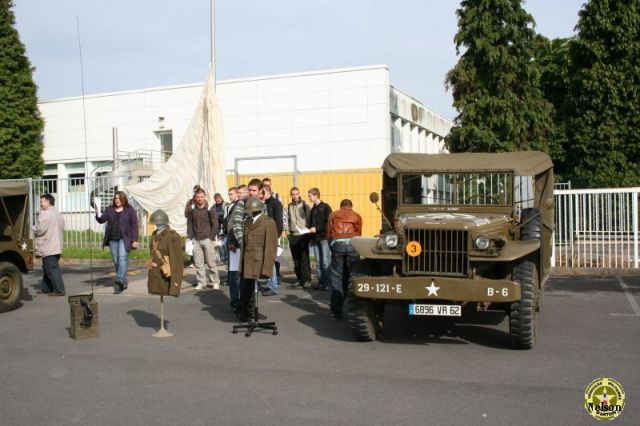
top-left (409, 304), bottom-right (461, 317)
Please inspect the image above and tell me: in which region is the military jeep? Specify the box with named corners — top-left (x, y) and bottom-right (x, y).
top-left (0, 181), bottom-right (33, 312)
top-left (348, 152), bottom-right (554, 349)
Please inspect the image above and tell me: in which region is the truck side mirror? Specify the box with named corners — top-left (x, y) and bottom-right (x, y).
top-left (369, 192), bottom-right (380, 204)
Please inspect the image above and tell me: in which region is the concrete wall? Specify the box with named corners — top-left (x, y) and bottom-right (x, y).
top-left (38, 65), bottom-right (453, 177)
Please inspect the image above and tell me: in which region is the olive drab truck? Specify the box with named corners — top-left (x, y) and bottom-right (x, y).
top-left (348, 152), bottom-right (554, 349)
top-left (0, 181), bottom-right (33, 312)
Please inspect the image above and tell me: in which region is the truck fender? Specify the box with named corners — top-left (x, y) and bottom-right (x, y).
top-left (351, 237), bottom-right (402, 260)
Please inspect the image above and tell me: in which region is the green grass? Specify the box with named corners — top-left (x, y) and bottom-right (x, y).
top-left (63, 246), bottom-right (150, 260)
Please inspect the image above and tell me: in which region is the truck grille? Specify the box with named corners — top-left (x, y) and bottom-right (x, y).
top-left (403, 229), bottom-right (469, 277)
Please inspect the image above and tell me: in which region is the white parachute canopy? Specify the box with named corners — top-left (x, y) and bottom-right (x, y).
top-left (128, 69), bottom-right (228, 235)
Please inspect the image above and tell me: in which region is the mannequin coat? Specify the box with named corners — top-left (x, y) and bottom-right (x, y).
top-left (241, 214), bottom-right (278, 279)
top-left (148, 226), bottom-right (184, 297)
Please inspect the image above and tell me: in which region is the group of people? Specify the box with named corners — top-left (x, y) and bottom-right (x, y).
top-left (216, 178), bottom-right (363, 320)
top-left (34, 178), bottom-right (364, 321)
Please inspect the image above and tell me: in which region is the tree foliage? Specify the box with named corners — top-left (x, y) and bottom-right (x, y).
top-left (445, 0), bottom-right (553, 153)
top-left (0, 0), bottom-right (44, 179)
top-left (562, 0), bottom-right (640, 187)
top-left (535, 35), bottom-right (570, 177)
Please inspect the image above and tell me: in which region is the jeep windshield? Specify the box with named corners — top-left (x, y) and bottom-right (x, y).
top-left (400, 172), bottom-right (513, 206)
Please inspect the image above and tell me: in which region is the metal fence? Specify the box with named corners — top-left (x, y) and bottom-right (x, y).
top-left (553, 188), bottom-right (640, 268)
top-left (29, 175), bottom-right (151, 250)
top-left (7, 174), bottom-right (640, 269)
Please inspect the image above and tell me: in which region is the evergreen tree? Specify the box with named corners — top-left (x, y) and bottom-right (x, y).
top-left (535, 35), bottom-right (570, 179)
top-left (445, 0), bottom-right (553, 153)
top-left (0, 0), bottom-right (44, 179)
top-left (563, 0), bottom-right (640, 188)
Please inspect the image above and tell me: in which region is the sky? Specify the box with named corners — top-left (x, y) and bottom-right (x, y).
top-left (13, 0), bottom-right (585, 120)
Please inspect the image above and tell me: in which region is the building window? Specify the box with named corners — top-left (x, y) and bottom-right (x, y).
top-left (41, 175), bottom-right (57, 194)
top-left (68, 173), bottom-right (86, 192)
top-left (158, 131), bottom-right (173, 162)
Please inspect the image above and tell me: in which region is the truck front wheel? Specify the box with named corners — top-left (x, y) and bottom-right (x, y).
top-left (0, 262), bottom-right (23, 313)
top-left (347, 291), bottom-right (384, 342)
top-left (509, 260), bottom-right (537, 349)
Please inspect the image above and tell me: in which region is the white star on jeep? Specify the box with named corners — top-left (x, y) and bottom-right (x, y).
top-left (21, 242), bottom-right (27, 251)
top-left (426, 282), bottom-right (440, 296)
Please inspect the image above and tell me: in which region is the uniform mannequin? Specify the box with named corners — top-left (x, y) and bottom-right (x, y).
top-left (147, 210), bottom-right (184, 337)
top-left (148, 212), bottom-right (184, 297)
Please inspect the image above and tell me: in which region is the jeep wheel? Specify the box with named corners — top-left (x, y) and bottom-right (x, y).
top-left (521, 208), bottom-right (543, 312)
top-left (347, 293), bottom-right (384, 342)
top-left (509, 260), bottom-right (537, 349)
top-left (0, 262), bottom-right (23, 313)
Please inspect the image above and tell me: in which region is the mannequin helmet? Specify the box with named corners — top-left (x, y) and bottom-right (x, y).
top-left (149, 209), bottom-right (169, 226)
top-left (244, 198), bottom-right (265, 214)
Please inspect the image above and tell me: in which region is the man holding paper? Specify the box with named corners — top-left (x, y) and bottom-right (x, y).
top-left (287, 187), bottom-right (312, 289)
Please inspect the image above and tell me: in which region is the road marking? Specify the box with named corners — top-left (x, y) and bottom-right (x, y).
top-left (617, 276), bottom-right (640, 316)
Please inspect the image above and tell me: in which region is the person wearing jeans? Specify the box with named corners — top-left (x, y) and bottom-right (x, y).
top-left (326, 199), bottom-right (362, 319)
top-left (307, 187), bottom-right (332, 290)
top-left (95, 191), bottom-right (139, 292)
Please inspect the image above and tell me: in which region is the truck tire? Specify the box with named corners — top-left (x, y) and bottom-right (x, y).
top-left (0, 262), bottom-right (23, 313)
top-left (509, 260), bottom-right (537, 349)
top-left (347, 293), bottom-right (384, 342)
top-left (520, 208), bottom-right (543, 312)
top-left (520, 208), bottom-right (541, 240)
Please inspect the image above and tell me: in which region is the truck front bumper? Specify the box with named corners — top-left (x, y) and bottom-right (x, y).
top-left (351, 275), bottom-right (521, 302)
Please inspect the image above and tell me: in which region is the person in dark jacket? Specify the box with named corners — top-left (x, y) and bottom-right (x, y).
top-left (213, 192), bottom-right (228, 263)
top-left (186, 188), bottom-right (220, 290)
top-left (94, 191), bottom-right (139, 292)
top-left (260, 184), bottom-right (283, 295)
top-left (308, 187), bottom-right (332, 290)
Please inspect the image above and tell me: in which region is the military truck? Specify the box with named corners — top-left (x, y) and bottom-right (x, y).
top-left (348, 152), bottom-right (554, 349)
top-left (0, 181), bottom-right (33, 312)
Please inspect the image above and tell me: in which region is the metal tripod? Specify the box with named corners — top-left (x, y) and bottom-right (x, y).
top-left (232, 280), bottom-right (278, 337)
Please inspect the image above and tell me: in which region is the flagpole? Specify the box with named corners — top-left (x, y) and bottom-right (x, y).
top-left (210, 0), bottom-right (216, 93)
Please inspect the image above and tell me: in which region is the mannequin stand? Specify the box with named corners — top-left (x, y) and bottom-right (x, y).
top-left (233, 280), bottom-right (278, 337)
top-left (152, 294), bottom-right (173, 338)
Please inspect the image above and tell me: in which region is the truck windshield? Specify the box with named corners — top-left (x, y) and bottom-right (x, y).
top-left (401, 173), bottom-right (513, 206)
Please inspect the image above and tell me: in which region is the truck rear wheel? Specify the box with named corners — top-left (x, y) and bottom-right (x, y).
top-left (509, 260), bottom-right (537, 349)
top-left (520, 208), bottom-right (543, 312)
top-left (347, 294), bottom-right (384, 341)
top-left (0, 262), bottom-right (23, 313)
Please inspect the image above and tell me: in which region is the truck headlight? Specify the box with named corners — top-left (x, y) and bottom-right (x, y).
top-left (385, 234), bottom-right (398, 248)
top-left (475, 235), bottom-right (491, 250)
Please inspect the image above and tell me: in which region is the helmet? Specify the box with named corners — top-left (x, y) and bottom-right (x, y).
top-left (244, 198), bottom-right (265, 214)
top-left (149, 209), bottom-right (169, 226)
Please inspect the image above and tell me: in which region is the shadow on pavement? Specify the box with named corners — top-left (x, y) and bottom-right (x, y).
top-left (194, 288), bottom-right (239, 324)
top-left (280, 293), bottom-right (354, 342)
top-left (126, 309), bottom-right (168, 329)
top-left (378, 305), bottom-right (513, 349)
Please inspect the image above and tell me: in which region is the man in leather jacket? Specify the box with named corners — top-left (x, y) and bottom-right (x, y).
top-left (326, 199), bottom-right (362, 319)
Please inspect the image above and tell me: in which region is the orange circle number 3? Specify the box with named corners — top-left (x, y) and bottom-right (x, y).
top-left (405, 241), bottom-right (422, 257)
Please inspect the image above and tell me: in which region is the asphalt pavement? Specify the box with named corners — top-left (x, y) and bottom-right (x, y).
top-left (1, 265), bottom-right (639, 425)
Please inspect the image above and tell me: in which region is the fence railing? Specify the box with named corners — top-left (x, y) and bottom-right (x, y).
top-left (553, 187), bottom-right (639, 269)
top-left (7, 174), bottom-right (640, 269)
top-left (29, 175), bottom-right (151, 250)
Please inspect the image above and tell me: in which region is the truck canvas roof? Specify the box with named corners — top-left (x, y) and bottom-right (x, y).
top-left (382, 151), bottom-right (553, 177)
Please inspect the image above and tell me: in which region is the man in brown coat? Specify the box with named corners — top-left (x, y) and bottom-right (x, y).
top-left (327, 199), bottom-right (362, 320)
top-left (147, 210), bottom-right (184, 297)
top-left (236, 198), bottom-right (278, 321)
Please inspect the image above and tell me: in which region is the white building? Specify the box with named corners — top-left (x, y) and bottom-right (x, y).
top-left (38, 65), bottom-right (453, 180)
